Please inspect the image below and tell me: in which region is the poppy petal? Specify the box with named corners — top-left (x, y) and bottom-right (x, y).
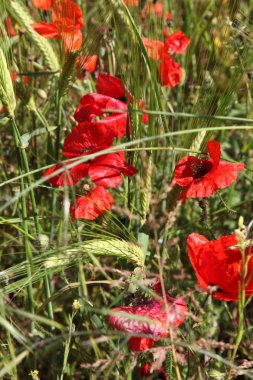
top-left (74, 93), bottom-right (127, 123)
top-left (71, 186), bottom-right (114, 219)
top-left (98, 113), bottom-right (129, 138)
top-left (208, 161), bottom-right (244, 189)
top-left (142, 37), bottom-right (165, 61)
top-left (63, 121), bottom-right (115, 157)
top-left (158, 55), bottom-right (182, 87)
top-left (89, 152), bottom-right (137, 188)
top-left (206, 140), bottom-right (221, 169)
top-left (43, 163), bottom-right (89, 186)
top-left (187, 233), bottom-right (253, 301)
top-left (173, 156), bottom-right (202, 186)
top-left (165, 30), bottom-right (190, 54)
top-left (32, 0), bottom-right (53, 10)
top-left (32, 22), bottom-right (58, 38)
top-left (96, 73), bottom-right (127, 100)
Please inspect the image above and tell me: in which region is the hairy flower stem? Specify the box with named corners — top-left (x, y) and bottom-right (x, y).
top-left (60, 309), bottom-right (77, 380)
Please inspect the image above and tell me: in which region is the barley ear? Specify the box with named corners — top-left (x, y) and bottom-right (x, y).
top-left (58, 51), bottom-right (79, 98)
top-left (45, 239), bottom-right (145, 269)
top-left (0, 47), bottom-right (16, 117)
top-left (140, 154), bottom-right (152, 226)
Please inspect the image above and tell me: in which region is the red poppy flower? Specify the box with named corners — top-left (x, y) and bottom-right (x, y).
top-left (142, 37), bottom-right (165, 61)
top-left (158, 55), bottom-right (182, 87)
top-left (74, 93), bottom-right (128, 138)
top-left (187, 233), bottom-right (253, 301)
top-left (70, 186), bottom-right (114, 220)
top-left (74, 73), bottom-right (131, 138)
top-left (4, 17), bottom-right (16, 37)
top-left (32, 0), bottom-right (53, 10)
top-left (165, 30), bottom-right (190, 54)
top-left (96, 73), bottom-right (148, 129)
top-left (141, 1), bottom-right (169, 19)
top-left (76, 55), bottom-right (98, 76)
top-left (108, 281), bottom-right (187, 352)
top-left (32, 0), bottom-right (84, 51)
top-left (44, 120), bottom-right (137, 187)
top-left (172, 140), bottom-right (244, 201)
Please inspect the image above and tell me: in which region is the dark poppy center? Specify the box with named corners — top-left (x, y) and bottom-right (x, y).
top-left (190, 160), bottom-right (212, 179)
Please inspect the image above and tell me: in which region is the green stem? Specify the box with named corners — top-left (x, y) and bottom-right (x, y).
top-left (11, 120), bottom-right (35, 334)
top-left (12, 117), bottom-right (54, 324)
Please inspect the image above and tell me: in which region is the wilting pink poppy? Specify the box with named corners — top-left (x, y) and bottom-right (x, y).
top-left (165, 30), bottom-right (190, 54)
top-left (71, 186), bottom-right (114, 220)
top-left (108, 280), bottom-right (187, 352)
top-left (172, 140), bottom-right (244, 202)
top-left (187, 233), bottom-right (253, 301)
top-left (32, 0), bottom-right (84, 51)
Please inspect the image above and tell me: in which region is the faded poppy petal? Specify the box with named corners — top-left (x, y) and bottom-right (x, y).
top-left (63, 29), bottom-right (83, 51)
top-left (77, 55), bottom-right (98, 74)
top-left (158, 55), bottom-right (182, 87)
top-left (142, 37), bottom-right (165, 61)
top-left (32, 0), bottom-right (53, 10)
top-left (71, 186), bottom-right (114, 220)
top-left (165, 30), bottom-right (190, 54)
top-left (63, 121), bottom-right (115, 157)
top-left (32, 22), bottom-right (58, 38)
top-left (187, 233), bottom-right (253, 301)
top-left (108, 280), bottom-right (187, 352)
top-left (43, 162), bottom-right (89, 186)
